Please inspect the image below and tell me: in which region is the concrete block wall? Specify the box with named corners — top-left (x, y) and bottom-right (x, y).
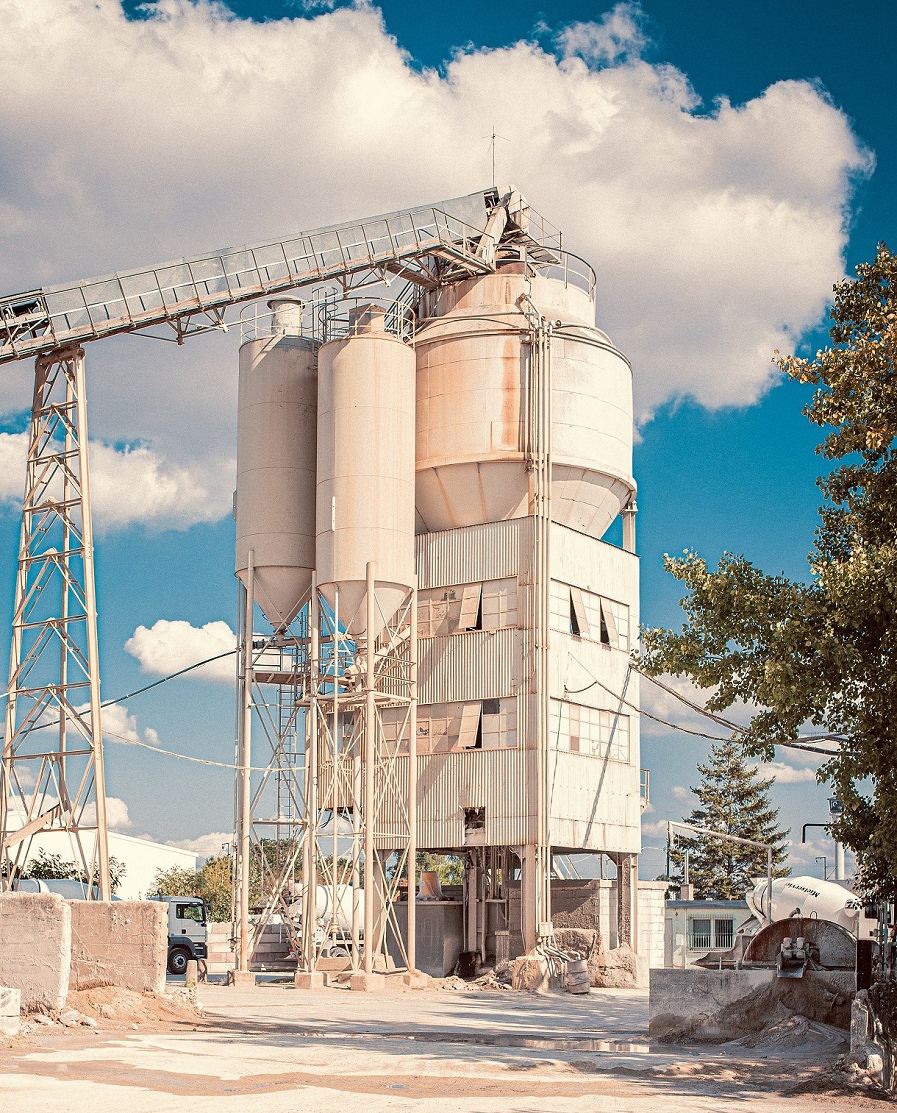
top-left (69, 900), bottom-right (166, 994)
top-left (0, 985), bottom-right (22, 1035)
top-left (637, 882), bottom-right (667, 970)
top-left (207, 921), bottom-right (294, 974)
top-left (0, 893), bottom-right (71, 1009)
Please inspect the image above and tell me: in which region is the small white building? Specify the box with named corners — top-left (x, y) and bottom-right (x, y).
top-left (663, 898), bottom-right (754, 967)
top-left (20, 829), bottom-right (198, 901)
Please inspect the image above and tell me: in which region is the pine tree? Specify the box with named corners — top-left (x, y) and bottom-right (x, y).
top-left (671, 741), bottom-right (790, 898)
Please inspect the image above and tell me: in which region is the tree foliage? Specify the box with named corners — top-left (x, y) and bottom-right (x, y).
top-left (670, 742), bottom-right (790, 898)
top-left (416, 852), bottom-right (464, 888)
top-left (152, 854), bottom-right (235, 922)
top-left (640, 245), bottom-right (897, 895)
top-left (26, 848), bottom-right (127, 894)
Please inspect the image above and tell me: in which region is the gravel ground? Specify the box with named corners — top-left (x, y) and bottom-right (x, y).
top-left (0, 980), bottom-right (885, 1111)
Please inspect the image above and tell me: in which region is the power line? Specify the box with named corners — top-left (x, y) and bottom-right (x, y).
top-left (565, 660), bottom-right (841, 756)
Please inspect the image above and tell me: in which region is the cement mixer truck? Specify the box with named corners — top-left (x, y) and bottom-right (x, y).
top-left (287, 883), bottom-right (364, 956)
top-left (745, 875), bottom-right (874, 935)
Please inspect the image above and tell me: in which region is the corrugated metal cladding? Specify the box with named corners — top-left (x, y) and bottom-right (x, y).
top-left (548, 749), bottom-right (640, 853)
top-left (551, 522), bottom-right (638, 620)
top-left (373, 751), bottom-right (536, 850)
top-left (416, 517), bottom-right (534, 590)
top-left (419, 627), bottom-right (521, 704)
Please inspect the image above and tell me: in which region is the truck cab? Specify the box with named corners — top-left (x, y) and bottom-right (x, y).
top-left (151, 895), bottom-right (208, 975)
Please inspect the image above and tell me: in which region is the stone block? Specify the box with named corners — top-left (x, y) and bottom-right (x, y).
top-left (68, 900), bottom-right (166, 994)
top-left (349, 972), bottom-right (385, 992)
top-left (0, 893), bottom-right (71, 1010)
top-left (0, 986), bottom-right (21, 1037)
top-left (227, 970), bottom-right (256, 987)
top-left (294, 972), bottom-right (325, 990)
top-left (402, 971), bottom-right (430, 989)
top-left (511, 954), bottom-right (550, 993)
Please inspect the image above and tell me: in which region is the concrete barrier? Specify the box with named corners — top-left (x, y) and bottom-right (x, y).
top-left (69, 900), bottom-right (166, 994)
top-left (0, 893), bottom-right (71, 1010)
top-left (649, 967), bottom-right (856, 1040)
top-left (0, 986), bottom-right (22, 1035)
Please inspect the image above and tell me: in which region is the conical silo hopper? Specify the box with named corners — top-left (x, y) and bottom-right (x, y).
top-left (235, 299), bottom-right (317, 630)
top-left (315, 304), bottom-right (416, 638)
top-left (414, 259), bottom-right (635, 538)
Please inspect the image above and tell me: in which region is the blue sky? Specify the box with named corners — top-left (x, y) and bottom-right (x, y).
top-left (1, 0), bottom-right (894, 872)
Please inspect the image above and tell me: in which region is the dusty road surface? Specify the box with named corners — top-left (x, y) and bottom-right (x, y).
top-left (0, 981), bottom-right (883, 1111)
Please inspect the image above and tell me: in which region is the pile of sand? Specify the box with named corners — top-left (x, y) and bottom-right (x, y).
top-left (62, 985), bottom-right (203, 1032)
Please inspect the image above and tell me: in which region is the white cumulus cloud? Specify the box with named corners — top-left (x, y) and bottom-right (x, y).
top-left (83, 794), bottom-right (134, 832)
top-left (747, 760), bottom-right (819, 785)
top-left (0, 0), bottom-right (873, 501)
top-left (167, 830), bottom-right (233, 861)
top-left (125, 619), bottom-right (237, 682)
top-left (0, 431), bottom-right (232, 530)
top-left (557, 3), bottom-right (648, 65)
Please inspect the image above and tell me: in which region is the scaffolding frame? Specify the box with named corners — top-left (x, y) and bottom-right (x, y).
top-left (0, 346), bottom-right (110, 898)
top-left (234, 565), bottom-right (417, 977)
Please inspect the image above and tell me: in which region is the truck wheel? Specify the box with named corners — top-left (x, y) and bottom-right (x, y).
top-left (168, 947), bottom-right (190, 975)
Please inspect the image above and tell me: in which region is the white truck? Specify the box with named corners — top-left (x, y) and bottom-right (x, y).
top-left (150, 895), bottom-right (208, 975)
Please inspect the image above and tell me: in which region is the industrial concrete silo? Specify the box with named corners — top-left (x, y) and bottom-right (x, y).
top-left (414, 259), bottom-right (635, 536)
top-left (315, 303), bottom-right (416, 637)
top-left (235, 299), bottom-right (318, 630)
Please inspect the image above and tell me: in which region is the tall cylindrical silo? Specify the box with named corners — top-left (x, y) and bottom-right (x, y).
top-left (414, 259), bottom-right (635, 537)
top-left (235, 299), bottom-right (317, 630)
top-left (316, 305), bottom-right (416, 638)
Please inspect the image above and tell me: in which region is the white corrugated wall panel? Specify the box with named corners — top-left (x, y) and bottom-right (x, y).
top-left (419, 628), bottom-right (521, 703)
top-left (375, 750), bottom-right (533, 849)
top-left (416, 518), bottom-right (533, 589)
top-left (551, 523), bottom-right (639, 626)
top-left (548, 749), bottom-right (640, 853)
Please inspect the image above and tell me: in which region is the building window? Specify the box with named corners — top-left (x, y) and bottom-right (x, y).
top-left (457, 702), bottom-right (482, 748)
top-left (457, 583), bottom-right (482, 631)
top-left (714, 918), bottom-right (735, 949)
top-left (549, 581), bottom-right (630, 651)
top-left (688, 917), bottom-right (712, 950)
top-left (687, 915), bottom-right (735, 950)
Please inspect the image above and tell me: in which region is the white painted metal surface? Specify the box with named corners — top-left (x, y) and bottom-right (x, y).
top-left (235, 328), bottom-right (317, 629)
top-left (316, 306), bottom-right (416, 636)
top-left (414, 262), bottom-right (635, 539)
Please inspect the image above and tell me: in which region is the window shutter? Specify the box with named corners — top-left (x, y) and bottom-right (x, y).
top-left (457, 702), bottom-right (482, 748)
top-left (457, 583), bottom-right (482, 630)
top-left (570, 587), bottom-right (589, 637)
top-left (600, 598), bottom-right (619, 647)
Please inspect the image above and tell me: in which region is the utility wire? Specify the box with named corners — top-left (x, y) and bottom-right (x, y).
top-left (99, 649), bottom-right (237, 709)
top-left (631, 664), bottom-right (846, 747)
top-left (565, 660), bottom-right (841, 755)
top-left (101, 726), bottom-right (274, 773)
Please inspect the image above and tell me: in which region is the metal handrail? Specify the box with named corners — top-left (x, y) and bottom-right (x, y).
top-left (318, 298), bottom-right (416, 344)
top-left (0, 191), bottom-right (507, 362)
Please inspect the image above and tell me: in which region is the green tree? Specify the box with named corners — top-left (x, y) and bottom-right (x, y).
top-left (26, 848), bottom-right (127, 894)
top-left (152, 854), bottom-right (235, 921)
top-left (416, 852), bottom-right (464, 888)
top-left (671, 742), bottom-right (790, 898)
top-left (640, 244), bottom-right (897, 896)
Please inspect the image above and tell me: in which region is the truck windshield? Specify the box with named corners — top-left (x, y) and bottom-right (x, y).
top-left (176, 903), bottom-right (206, 924)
